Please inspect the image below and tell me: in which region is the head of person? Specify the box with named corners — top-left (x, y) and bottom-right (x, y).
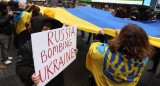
top-left (30, 15), bottom-right (63, 33)
top-left (153, 14), bottom-right (157, 19)
top-left (108, 24), bottom-right (154, 60)
top-left (105, 5), bottom-right (109, 9)
top-left (32, 5), bottom-right (41, 17)
top-left (41, 23), bottom-right (52, 31)
top-left (132, 8), bottom-right (138, 13)
top-left (7, 1), bottom-right (19, 9)
top-left (0, 2), bottom-right (8, 14)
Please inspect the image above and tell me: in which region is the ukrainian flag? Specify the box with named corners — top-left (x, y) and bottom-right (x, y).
top-left (39, 6), bottom-right (160, 48)
top-left (13, 5), bottom-right (160, 48)
top-left (86, 42), bottom-right (148, 86)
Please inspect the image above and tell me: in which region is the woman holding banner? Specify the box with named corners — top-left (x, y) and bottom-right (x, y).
top-left (16, 15), bottom-right (65, 86)
top-left (86, 24), bottom-right (154, 86)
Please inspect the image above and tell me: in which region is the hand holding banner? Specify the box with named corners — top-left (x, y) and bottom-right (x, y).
top-left (31, 25), bottom-right (77, 86)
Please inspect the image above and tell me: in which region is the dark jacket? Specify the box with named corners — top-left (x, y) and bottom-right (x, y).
top-left (0, 13), bottom-right (13, 35)
top-left (16, 15), bottom-right (64, 86)
top-left (130, 12), bottom-right (140, 21)
top-left (16, 41), bottom-right (64, 86)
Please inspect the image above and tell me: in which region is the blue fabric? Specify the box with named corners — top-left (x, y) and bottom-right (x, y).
top-left (14, 11), bottom-right (25, 22)
top-left (66, 7), bottom-right (160, 38)
top-left (103, 48), bottom-right (124, 83)
top-left (96, 43), bottom-right (108, 54)
top-left (101, 45), bottom-right (148, 83)
top-left (139, 20), bottom-right (160, 28)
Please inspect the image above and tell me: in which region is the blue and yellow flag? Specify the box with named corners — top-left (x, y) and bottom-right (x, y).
top-left (39, 6), bottom-right (160, 48)
top-left (86, 42), bottom-right (148, 86)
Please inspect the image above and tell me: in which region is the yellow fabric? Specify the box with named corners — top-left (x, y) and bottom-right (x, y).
top-left (38, 6), bottom-right (160, 48)
top-left (26, 4), bottom-right (32, 12)
top-left (0, 0), bottom-right (10, 1)
top-left (87, 42), bottom-right (147, 86)
top-left (104, 28), bottom-right (160, 48)
top-left (43, 8), bottom-right (55, 18)
top-left (39, 7), bottom-right (101, 34)
top-left (14, 11), bottom-right (31, 34)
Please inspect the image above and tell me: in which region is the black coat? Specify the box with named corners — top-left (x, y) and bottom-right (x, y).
top-left (16, 40), bottom-right (64, 86)
top-left (16, 15), bottom-right (64, 86)
top-left (0, 13), bottom-right (13, 35)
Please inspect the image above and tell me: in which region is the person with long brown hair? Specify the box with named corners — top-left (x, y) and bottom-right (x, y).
top-left (86, 24), bottom-right (154, 86)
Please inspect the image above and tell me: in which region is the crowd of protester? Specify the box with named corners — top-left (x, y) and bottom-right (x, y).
top-left (103, 5), bottom-right (160, 21)
top-left (0, 1), bottom-right (67, 86)
top-left (0, 1), bottom-right (160, 86)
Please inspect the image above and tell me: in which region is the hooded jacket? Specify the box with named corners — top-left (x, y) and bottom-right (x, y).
top-left (0, 2), bottom-right (13, 35)
top-left (0, 13), bottom-right (13, 35)
top-left (16, 15), bottom-right (64, 86)
top-left (86, 42), bottom-right (148, 86)
top-left (30, 15), bottom-right (63, 33)
top-left (14, 11), bottom-right (31, 34)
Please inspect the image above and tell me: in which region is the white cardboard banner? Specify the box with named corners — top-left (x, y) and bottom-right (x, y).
top-left (31, 25), bottom-right (77, 86)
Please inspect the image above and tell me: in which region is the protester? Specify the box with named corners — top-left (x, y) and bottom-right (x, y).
top-left (150, 13), bottom-right (157, 21)
top-left (139, 9), bottom-right (150, 21)
top-left (0, 2), bottom-right (14, 64)
top-left (116, 7), bottom-right (123, 17)
top-left (104, 5), bottom-right (115, 15)
top-left (16, 15), bottom-right (64, 86)
top-left (12, 6), bottom-right (31, 48)
top-left (86, 24), bottom-right (154, 86)
top-left (25, 5), bottom-right (41, 33)
top-left (129, 8), bottom-right (140, 21)
top-left (104, 5), bottom-right (110, 11)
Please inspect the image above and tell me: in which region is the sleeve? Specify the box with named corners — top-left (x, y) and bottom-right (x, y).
top-left (0, 14), bottom-right (12, 26)
top-left (16, 46), bottom-right (35, 85)
top-left (86, 42), bottom-right (103, 71)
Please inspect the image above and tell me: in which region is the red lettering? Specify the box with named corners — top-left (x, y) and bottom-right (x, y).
top-left (53, 59), bottom-right (59, 73)
top-left (71, 27), bottom-right (75, 36)
top-left (55, 30), bottom-right (60, 43)
top-left (68, 39), bottom-right (72, 46)
top-left (61, 29), bottom-right (64, 41)
top-left (39, 67), bottom-right (46, 82)
top-left (65, 40), bottom-right (69, 49)
top-left (71, 48), bottom-right (74, 58)
top-left (41, 50), bottom-right (47, 63)
top-left (53, 45), bottom-right (58, 56)
top-left (59, 43), bottom-right (62, 53)
top-left (47, 62), bottom-right (54, 79)
top-left (63, 41), bottom-right (64, 50)
top-left (59, 56), bottom-right (64, 68)
top-left (48, 31), bottom-right (54, 46)
top-left (48, 48), bottom-right (52, 58)
top-left (65, 28), bottom-right (68, 40)
top-left (66, 50), bottom-right (70, 62)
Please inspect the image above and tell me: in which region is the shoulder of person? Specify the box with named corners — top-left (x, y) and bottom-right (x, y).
top-left (20, 40), bottom-right (32, 55)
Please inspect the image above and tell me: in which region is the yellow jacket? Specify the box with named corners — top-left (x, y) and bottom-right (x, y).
top-left (14, 11), bottom-right (31, 34)
top-left (86, 42), bottom-right (148, 86)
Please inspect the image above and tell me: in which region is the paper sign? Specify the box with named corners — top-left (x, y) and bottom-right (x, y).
top-left (31, 25), bottom-right (77, 86)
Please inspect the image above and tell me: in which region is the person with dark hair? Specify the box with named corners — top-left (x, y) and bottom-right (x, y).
top-left (0, 2), bottom-right (14, 64)
top-left (139, 9), bottom-right (150, 21)
top-left (25, 5), bottom-right (41, 34)
top-left (31, 5), bottom-right (41, 17)
top-left (16, 15), bottom-right (65, 86)
top-left (116, 7), bottom-right (123, 18)
top-left (86, 24), bottom-right (154, 86)
top-left (130, 8), bottom-right (140, 21)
